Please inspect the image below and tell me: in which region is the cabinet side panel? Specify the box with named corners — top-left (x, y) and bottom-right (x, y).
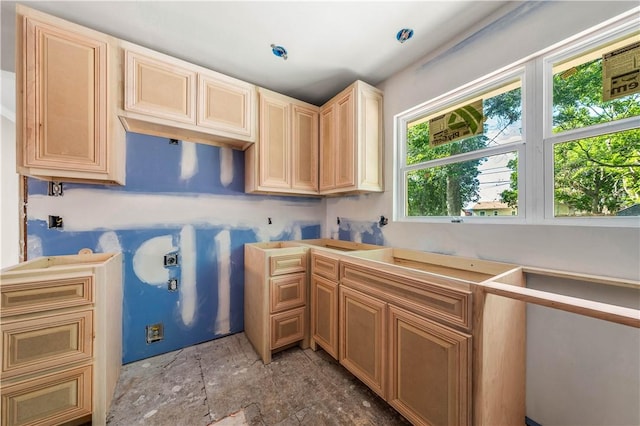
top-left (358, 88), bottom-right (383, 191)
top-left (473, 279), bottom-right (525, 425)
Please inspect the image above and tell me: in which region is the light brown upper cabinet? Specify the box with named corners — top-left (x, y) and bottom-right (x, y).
top-left (16, 5), bottom-right (126, 185)
top-left (120, 42), bottom-right (257, 150)
top-left (245, 88), bottom-right (319, 195)
top-left (319, 80), bottom-right (383, 195)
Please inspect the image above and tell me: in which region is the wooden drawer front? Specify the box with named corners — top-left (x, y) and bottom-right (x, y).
top-left (1, 365), bottom-right (92, 426)
top-left (1, 276), bottom-right (93, 317)
top-left (342, 263), bottom-right (472, 331)
top-left (269, 253), bottom-right (306, 276)
top-left (2, 310), bottom-right (93, 379)
top-left (311, 253), bottom-right (339, 281)
top-left (270, 273), bottom-right (306, 314)
top-left (270, 307), bottom-right (305, 350)
top-left (125, 50), bottom-right (197, 124)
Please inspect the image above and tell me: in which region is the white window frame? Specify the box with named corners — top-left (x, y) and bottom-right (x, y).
top-left (542, 19), bottom-right (640, 227)
top-left (395, 67), bottom-right (527, 225)
top-left (394, 8), bottom-right (639, 228)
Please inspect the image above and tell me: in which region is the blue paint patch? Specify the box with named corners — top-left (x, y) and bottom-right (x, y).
top-left (337, 218), bottom-right (385, 246)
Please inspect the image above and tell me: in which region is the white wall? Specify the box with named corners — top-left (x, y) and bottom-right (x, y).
top-left (325, 2), bottom-right (640, 425)
top-left (1, 70), bottom-right (19, 268)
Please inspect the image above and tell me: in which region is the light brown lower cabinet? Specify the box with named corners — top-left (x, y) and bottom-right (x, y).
top-left (244, 243), bottom-right (310, 364)
top-left (1, 252), bottom-right (123, 426)
top-left (338, 250), bottom-right (525, 426)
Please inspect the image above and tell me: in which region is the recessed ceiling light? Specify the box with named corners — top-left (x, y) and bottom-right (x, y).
top-left (271, 44), bottom-right (288, 60)
top-left (396, 28), bottom-right (414, 43)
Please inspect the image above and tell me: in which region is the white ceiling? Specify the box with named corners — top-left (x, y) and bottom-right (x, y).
top-left (1, 1), bottom-right (521, 105)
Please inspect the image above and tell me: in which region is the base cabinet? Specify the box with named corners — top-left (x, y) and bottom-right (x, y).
top-left (244, 243), bottom-right (309, 364)
top-left (0, 252), bottom-right (123, 426)
top-left (339, 250), bottom-right (525, 426)
top-left (388, 306), bottom-right (471, 426)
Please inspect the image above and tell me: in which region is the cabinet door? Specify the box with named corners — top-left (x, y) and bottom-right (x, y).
top-left (310, 275), bottom-right (339, 359)
top-left (1, 365), bottom-right (92, 426)
top-left (388, 305), bottom-right (471, 426)
top-left (291, 103), bottom-right (319, 191)
top-left (125, 50), bottom-right (197, 124)
top-left (340, 286), bottom-right (386, 398)
top-left (335, 87), bottom-right (356, 188)
top-left (319, 104), bottom-right (336, 191)
top-left (197, 72), bottom-right (256, 140)
top-left (259, 94), bottom-right (290, 189)
top-left (22, 17), bottom-right (108, 174)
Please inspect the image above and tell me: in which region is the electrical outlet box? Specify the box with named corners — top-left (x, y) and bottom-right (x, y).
top-left (48, 182), bottom-right (63, 197)
top-left (48, 215), bottom-right (63, 229)
top-left (168, 278), bottom-right (178, 291)
top-left (164, 253), bottom-right (179, 267)
top-left (146, 323), bottom-right (164, 344)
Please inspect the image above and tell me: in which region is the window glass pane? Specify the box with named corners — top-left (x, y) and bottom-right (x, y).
top-left (406, 81), bottom-right (522, 166)
top-left (552, 35), bottom-right (640, 133)
top-left (554, 128), bottom-right (640, 217)
top-left (406, 151), bottom-right (518, 217)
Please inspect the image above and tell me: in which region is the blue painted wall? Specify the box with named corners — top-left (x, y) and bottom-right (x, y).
top-left (27, 133), bottom-right (322, 363)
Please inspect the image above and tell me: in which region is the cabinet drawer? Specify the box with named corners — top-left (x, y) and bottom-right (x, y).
top-left (270, 307), bottom-right (305, 350)
top-left (341, 263), bottom-right (472, 330)
top-left (270, 273), bottom-right (306, 314)
top-left (1, 364), bottom-right (92, 426)
top-left (269, 253), bottom-right (306, 276)
top-left (2, 310), bottom-right (93, 379)
top-left (311, 253), bottom-right (339, 281)
top-left (1, 275), bottom-right (93, 317)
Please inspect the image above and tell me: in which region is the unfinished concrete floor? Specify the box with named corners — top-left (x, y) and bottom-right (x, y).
top-left (106, 332), bottom-right (410, 425)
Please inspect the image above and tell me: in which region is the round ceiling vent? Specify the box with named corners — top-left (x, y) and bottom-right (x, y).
top-left (271, 44), bottom-right (288, 60)
top-left (396, 28), bottom-right (414, 43)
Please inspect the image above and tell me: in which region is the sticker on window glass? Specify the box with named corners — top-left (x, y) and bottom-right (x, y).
top-left (429, 99), bottom-right (484, 147)
top-left (602, 41), bottom-right (640, 101)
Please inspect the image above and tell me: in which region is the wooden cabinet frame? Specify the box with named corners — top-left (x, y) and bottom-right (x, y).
top-left (16, 5), bottom-right (126, 185)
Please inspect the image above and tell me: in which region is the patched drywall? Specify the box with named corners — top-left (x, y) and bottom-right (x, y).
top-left (26, 133), bottom-right (323, 363)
